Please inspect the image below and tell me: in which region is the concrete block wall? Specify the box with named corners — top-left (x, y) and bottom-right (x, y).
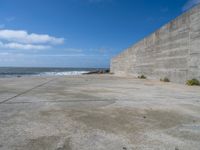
top-left (111, 4), bottom-right (200, 84)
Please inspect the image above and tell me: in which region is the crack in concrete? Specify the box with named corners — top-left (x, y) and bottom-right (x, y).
top-left (3, 99), bottom-right (117, 104)
top-left (0, 78), bottom-right (57, 105)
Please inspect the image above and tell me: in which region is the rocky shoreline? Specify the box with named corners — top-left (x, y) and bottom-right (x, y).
top-left (83, 69), bottom-right (110, 75)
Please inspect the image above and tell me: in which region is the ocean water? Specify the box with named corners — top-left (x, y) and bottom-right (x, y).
top-left (0, 67), bottom-right (99, 77)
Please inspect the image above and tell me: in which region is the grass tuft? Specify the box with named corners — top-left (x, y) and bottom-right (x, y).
top-left (160, 77), bottom-right (170, 82)
top-left (138, 75), bottom-right (146, 79)
top-left (186, 79), bottom-right (200, 86)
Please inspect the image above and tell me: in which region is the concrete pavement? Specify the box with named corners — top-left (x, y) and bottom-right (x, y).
top-left (0, 75), bottom-right (200, 150)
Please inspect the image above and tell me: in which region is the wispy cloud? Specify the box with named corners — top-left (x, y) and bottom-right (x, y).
top-left (0, 52), bottom-right (109, 57)
top-left (63, 48), bottom-right (83, 53)
top-left (183, 0), bottom-right (200, 11)
top-left (5, 17), bottom-right (15, 22)
top-left (0, 42), bottom-right (50, 50)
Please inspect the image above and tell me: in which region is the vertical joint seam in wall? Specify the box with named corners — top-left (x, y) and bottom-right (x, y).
top-left (188, 12), bottom-right (191, 81)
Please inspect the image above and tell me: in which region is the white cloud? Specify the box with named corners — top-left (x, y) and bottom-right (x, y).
top-left (0, 42), bottom-right (50, 50)
top-left (183, 0), bottom-right (200, 11)
top-left (0, 29), bottom-right (64, 45)
top-left (0, 29), bottom-right (64, 50)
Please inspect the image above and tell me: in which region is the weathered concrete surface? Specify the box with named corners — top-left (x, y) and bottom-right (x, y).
top-left (111, 4), bottom-right (200, 84)
top-left (0, 75), bottom-right (200, 150)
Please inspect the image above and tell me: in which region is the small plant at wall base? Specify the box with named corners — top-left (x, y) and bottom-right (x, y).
top-left (160, 77), bottom-right (170, 82)
top-left (138, 75), bottom-right (146, 79)
top-left (186, 79), bottom-right (200, 86)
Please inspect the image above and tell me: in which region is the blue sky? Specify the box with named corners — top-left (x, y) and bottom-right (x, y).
top-left (0, 0), bottom-right (199, 68)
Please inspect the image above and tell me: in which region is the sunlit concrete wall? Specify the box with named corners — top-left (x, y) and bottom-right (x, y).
top-left (111, 4), bottom-right (200, 83)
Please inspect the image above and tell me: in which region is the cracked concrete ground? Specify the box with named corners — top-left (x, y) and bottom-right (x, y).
top-left (0, 75), bottom-right (200, 150)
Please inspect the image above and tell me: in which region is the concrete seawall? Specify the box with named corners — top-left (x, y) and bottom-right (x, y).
top-left (111, 4), bottom-right (200, 83)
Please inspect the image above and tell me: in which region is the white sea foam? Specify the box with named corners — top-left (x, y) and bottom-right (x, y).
top-left (38, 71), bottom-right (89, 76)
